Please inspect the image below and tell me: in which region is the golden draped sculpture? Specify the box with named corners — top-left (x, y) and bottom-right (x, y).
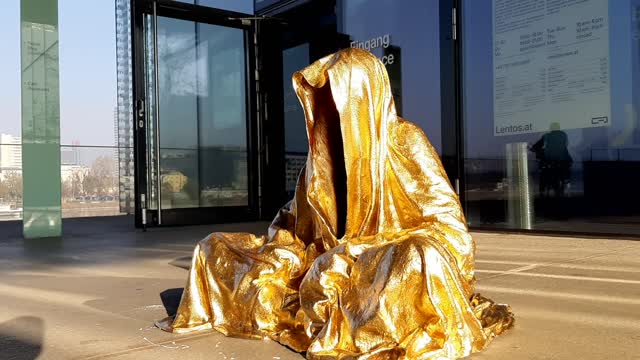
top-left (158, 48), bottom-right (514, 359)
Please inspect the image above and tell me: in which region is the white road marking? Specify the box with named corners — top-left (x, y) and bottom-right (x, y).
top-left (476, 269), bottom-right (640, 284)
top-left (476, 284), bottom-right (640, 306)
top-left (477, 259), bottom-right (640, 273)
top-left (500, 304), bottom-right (640, 330)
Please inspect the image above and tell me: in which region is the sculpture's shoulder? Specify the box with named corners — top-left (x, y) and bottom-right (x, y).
top-left (391, 117), bottom-right (439, 157)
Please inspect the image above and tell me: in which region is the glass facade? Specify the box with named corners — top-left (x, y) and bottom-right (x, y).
top-left (2, 0), bottom-right (638, 236)
top-left (59, 146), bottom-right (122, 218)
top-left (278, 0), bottom-right (443, 199)
top-left (2, 1), bottom-right (131, 226)
top-left (461, 0), bottom-right (640, 234)
top-left (0, 143), bottom-right (22, 221)
top-left (338, 0), bottom-right (443, 153)
top-left (0, 4), bottom-right (22, 144)
top-left (262, 0), bottom-right (639, 235)
top-left (1, 3), bottom-right (23, 222)
top-left (57, 0), bottom-right (127, 220)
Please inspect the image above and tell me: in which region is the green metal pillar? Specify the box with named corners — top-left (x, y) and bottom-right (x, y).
top-left (21, 0), bottom-right (62, 238)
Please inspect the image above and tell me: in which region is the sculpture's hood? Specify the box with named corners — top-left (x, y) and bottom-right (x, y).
top-left (292, 48), bottom-right (398, 242)
top-left (291, 49), bottom-right (474, 286)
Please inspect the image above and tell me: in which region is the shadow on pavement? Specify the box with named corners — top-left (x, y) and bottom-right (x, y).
top-left (0, 316), bottom-right (44, 360)
top-left (0, 217), bottom-right (270, 272)
top-left (169, 256), bottom-right (192, 270)
top-left (160, 288), bottom-right (184, 317)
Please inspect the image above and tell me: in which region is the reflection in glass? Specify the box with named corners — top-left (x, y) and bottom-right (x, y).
top-left (59, 146), bottom-right (126, 218)
top-left (197, 23), bottom-right (248, 207)
top-left (157, 17), bottom-right (199, 209)
top-left (283, 43), bottom-right (310, 198)
top-left (0, 144), bottom-right (23, 221)
top-left (529, 124), bottom-right (573, 197)
top-left (154, 17), bottom-right (248, 210)
top-left (340, 0), bottom-right (442, 152)
top-left (462, 0), bottom-right (640, 234)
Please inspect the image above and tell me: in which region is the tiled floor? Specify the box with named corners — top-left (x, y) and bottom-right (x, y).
top-left (1, 217), bottom-right (638, 359)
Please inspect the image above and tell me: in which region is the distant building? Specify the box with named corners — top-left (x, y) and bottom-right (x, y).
top-left (0, 134), bottom-right (22, 172)
top-left (115, 0), bottom-right (135, 214)
top-left (61, 145), bottom-right (80, 166)
top-left (61, 164), bottom-right (88, 183)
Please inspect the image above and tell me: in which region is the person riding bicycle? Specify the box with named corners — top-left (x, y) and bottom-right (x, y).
top-left (530, 122), bottom-right (573, 196)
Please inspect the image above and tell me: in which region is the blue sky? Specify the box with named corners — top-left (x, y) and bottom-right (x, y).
top-left (0, 0), bottom-right (252, 147)
top-left (0, 0), bottom-right (117, 146)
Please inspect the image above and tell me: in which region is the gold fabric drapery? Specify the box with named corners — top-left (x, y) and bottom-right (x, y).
top-left (157, 48), bottom-right (514, 359)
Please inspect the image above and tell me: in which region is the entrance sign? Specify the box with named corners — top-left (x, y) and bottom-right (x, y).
top-left (350, 34), bottom-right (395, 65)
top-left (349, 34), bottom-right (402, 114)
top-left (493, 0), bottom-right (611, 136)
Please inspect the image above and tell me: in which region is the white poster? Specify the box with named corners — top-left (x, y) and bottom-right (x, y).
top-left (493, 0), bottom-right (611, 136)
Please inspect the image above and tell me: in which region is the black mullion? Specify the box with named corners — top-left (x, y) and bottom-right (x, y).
top-left (131, 0), bottom-right (148, 228)
top-left (439, 0), bottom-right (467, 215)
top-left (453, 0), bottom-right (466, 214)
top-left (439, 0), bottom-right (458, 185)
top-left (245, 22), bottom-right (259, 220)
top-left (257, 19), bottom-right (285, 220)
top-left (195, 21), bottom-right (202, 209)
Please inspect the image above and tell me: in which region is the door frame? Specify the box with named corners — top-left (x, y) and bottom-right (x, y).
top-left (131, 0), bottom-right (259, 227)
top-left (255, 0), bottom-right (354, 220)
top-left (439, 0), bottom-right (466, 211)
top-left (255, 0), bottom-right (462, 220)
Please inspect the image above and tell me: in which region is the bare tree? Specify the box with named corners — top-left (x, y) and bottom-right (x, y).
top-left (84, 156), bottom-right (118, 196)
top-left (62, 173), bottom-right (84, 200)
top-left (0, 171), bottom-right (23, 200)
top-left (71, 171), bottom-right (84, 197)
top-left (0, 177), bottom-right (6, 200)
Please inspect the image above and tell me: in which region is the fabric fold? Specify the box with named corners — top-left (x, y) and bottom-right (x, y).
top-left (158, 48), bottom-right (513, 359)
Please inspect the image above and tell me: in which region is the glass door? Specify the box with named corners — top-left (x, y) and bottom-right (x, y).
top-left (279, 37), bottom-right (350, 200)
top-left (133, 1), bottom-right (257, 226)
top-left (257, 1), bottom-right (351, 218)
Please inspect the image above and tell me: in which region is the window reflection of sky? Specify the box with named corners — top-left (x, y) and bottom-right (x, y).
top-left (283, 44), bottom-right (310, 153)
top-left (340, 0), bottom-right (443, 153)
top-left (157, 18), bottom-right (247, 150)
top-left (463, 0), bottom-right (640, 161)
top-left (174, 0), bottom-right (254, 14)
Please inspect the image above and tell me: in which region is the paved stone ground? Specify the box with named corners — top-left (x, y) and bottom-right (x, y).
top-left (0, 217), bottom-right (638, 359)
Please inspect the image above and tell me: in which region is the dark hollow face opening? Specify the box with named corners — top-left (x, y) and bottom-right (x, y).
top-left (308, 81), bottom-right (347, 239)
